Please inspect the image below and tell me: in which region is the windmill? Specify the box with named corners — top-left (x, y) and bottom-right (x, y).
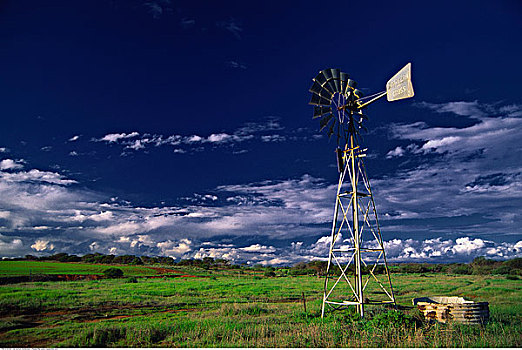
top-left (309, 63), bottom-right (414, 318)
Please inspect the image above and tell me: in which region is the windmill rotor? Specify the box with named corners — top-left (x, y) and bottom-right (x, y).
top-left (309, 69), bottom-right (367, 143)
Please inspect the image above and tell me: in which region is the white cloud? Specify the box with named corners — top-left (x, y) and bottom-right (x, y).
top-left (261, 135), bottom-right (286, 142)
top-left (90, 119), bottom-right (286, 154)
top-left (207, 133), bottom-right (231, 143)
top-left (0, 147), bottom-right (8, 153)
top-left (0, 169), bottom-right (76, 185)
top-left (31, 239), bottom-right (54, 252)
top-left (98, 132), bottom-right (139, 143)
top-left (386, 146), bottom-right (405, 158)
top-left (0, 159), bottom-right (24, 170)
top-left (68, 135), bottom-right (81, 142)
top-left (186, 135), bottom-right (203, 143)
top-left (240, 244), bottom-right (276, 253)
top-left (157, 238), bottom-right (192, 257)
top-left (126, 139), bottom-right (145, 150)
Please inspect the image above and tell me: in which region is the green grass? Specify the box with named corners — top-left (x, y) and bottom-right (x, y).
top-left (0, 265), bottom-right (520, 347)
top-left (0, 261), bottom-right (159, 276)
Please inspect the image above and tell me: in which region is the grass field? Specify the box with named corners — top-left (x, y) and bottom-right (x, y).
top-left (0, 261), bottom-right (520, 347)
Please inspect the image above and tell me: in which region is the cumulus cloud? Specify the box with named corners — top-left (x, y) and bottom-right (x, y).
top-left (68, 135), bottom-right (81, 142)
top-left (0, 169), bottom-right (76, 185)
top-left (0, 159), bottom-right (24, 170)
top-left (31, 239), bottom-right (54, 252)
top-left (157, 238), bottom-right (192, 257)
top-left (386, 146), bottom-right (405, 158)
top-left (97, 132), bottom-right (139, 143)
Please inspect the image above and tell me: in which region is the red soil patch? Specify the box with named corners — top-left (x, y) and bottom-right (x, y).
top-left (145, 266), bottom-right (186, 274)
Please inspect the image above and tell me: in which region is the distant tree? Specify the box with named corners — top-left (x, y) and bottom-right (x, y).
top-left (504, 257), bottom-right (522, 269)
top-left (451, 264), bottom-right (472, 275)
top-left (82, 253), bottom-right (104, 263)
top-left (157, 256), bottom-right (174, 265)
top-left (100, 254), bottom-right (115, 264)
top-left (49, 253), bottom-right (70, 262)
top-left (66, 255), bottom-right (81, 262)
top-left (472, 256), bottom-right (497, 266)
top-left (25, 255), bottom-right (38, 261)
top-left (103, 267), bottom-right (124, 278)
top-left (264, 270), bottom-right (276, 277)
top-left (492, 265), bottom-right (512, 275)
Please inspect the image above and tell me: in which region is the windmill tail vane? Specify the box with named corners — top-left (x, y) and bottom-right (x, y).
top-left (308, 63), bottom-right (414, 318)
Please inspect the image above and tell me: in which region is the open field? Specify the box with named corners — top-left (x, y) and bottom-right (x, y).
top-left (0, 261), bottom-right (520, 347)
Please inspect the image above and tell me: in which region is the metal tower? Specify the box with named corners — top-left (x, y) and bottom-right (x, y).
top-left (308, 63), bottom-right (415, 318)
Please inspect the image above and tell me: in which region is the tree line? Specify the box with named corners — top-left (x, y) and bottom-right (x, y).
top-left (5, 253), bottom-right (521, 277)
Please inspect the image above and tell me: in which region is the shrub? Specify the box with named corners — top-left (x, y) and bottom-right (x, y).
top-left (504, 257), bottom-right (522, 269)
top-left (451, 264), bottom-right (472, 275)
top-left (506, 275), bottom-right (519, 280)
top-left (264, 270), bottom-right (276, 277)
top-left (365, 309), bottom-right (416, 330)
top-left (125, 277), bottom-right (138, 283)
top-left (103, 267), bottom-right (124, 278)
top-left (492, 265), bottom-right (511, 275)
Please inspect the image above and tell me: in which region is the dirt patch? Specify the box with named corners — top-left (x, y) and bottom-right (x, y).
top-left (145, 266), bottom-right (186, 274)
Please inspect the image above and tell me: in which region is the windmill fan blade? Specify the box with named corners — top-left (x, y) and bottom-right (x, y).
top-left (321, 69), bottom-right (333, 81)
top-left (309, 80), bottom-right (324, 95)
top-left (319, 113), bottom-right (334, 130)
top-left (327, 120), bottom-right (337, 137)
top-left (331, 68), bottom-right (341, 92)
top-left (314, 71), bottom-right (328, 85)
top-left (340, 71), bottom-right (349, 94)
top-left (311, 79), bottom-right (333, 95)
top-left (312, 91), bottom-right (332, 103)
top-left (309, 93), bottom-right (332, 106)
top-left (321, 69), bottom-right (338, 93)
top-left (347, 79), bottom-right (357, 90)
top-left (313, 106), bottom-right (332, 119)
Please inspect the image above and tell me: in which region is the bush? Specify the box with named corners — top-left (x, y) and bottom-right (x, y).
top-left (103, 267), bottom-right (124, 278)
top-left (264, 270), bottom-right (276, 277)
top-left (125, 277), bottom-right (138, 283)
top-left (492, 265), bottom-right (512, 275)
top-left (451, 264), bottom-right (472, 275)
top-left (365, 309), bottom-right (416, 330)
top-left (504, 257), bottom-right (522, 269)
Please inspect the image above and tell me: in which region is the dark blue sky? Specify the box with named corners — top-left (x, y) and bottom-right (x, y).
top-left (0, 0), bottom-right (521, 264)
